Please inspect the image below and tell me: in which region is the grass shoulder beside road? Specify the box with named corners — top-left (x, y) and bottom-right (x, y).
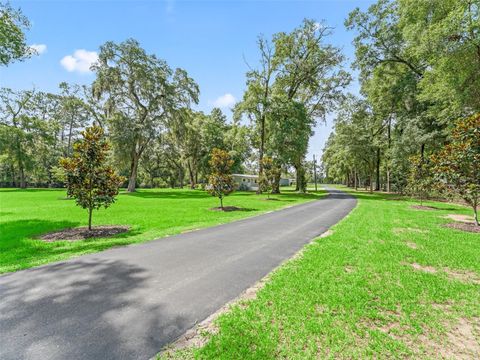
top-left (162, 186), bottom-right (480, 359)
top-left (0, 187), bottom-right (325, 274)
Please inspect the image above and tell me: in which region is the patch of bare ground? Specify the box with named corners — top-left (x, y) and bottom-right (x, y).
top-left (443, 268), bottom-right (480, 285)
top-left (444, 222), bottom-right (480, 233)
top-left (445, 214), bottom-right (475, 223)
top-left (39, 226), bottom-right (129, 241)
top-left (405, 241), bottom-right (418, 249)
top-left (363, 305), bottom-right (480, 359)
top-left (404, 262), bottom-right (480, 285)
top-left (393, 227), bottom-right (428, 235)
top-left (411, 205), bottom-right (439, 211)
top-left (409, 262), bottom-right (438, 273)
top-left (362, 306), bottom-right (409, 340)
top-left (418, 317), bottom-right (480, 359)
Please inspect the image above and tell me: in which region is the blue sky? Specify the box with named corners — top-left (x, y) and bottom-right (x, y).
top-left (1, 0), bottom-right (374, 158)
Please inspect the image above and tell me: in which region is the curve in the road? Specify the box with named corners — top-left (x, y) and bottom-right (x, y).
top-left (0, 187), bottom-right (356, 360)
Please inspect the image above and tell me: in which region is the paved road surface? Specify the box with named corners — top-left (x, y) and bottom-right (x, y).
top-left (0, 188), bottom-right (356, 360)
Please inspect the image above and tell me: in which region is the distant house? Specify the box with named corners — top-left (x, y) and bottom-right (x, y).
top-left (232, 174), bottom-right (259, 191)
top-left (232, 174), bottom-right (295, 191)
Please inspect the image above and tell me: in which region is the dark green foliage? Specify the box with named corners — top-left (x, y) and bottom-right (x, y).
top-left (0, 2), bottom-right (34, 65)
top-left (60, 126), bottom-right (124, 230)
top-left (206, 148), bottom-right (235, 209)
top-left (432, 114), bottom-right (480, 225)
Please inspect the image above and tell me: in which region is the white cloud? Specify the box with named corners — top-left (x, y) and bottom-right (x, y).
top-left (60, 49), bottom-right (98, 73)
top-left (212, 93), bottom-right (236, 109)
top-left (30, 44), bottom-right (47, 55)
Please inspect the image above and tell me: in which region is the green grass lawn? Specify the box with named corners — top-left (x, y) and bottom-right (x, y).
top-left (161, 187), bottom-right (480, 359)
top-left (0, 187), bottom-right (325, 274)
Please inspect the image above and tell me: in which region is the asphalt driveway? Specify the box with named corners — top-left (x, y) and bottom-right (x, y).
top-left (0, 187), bottom-right (356, 360)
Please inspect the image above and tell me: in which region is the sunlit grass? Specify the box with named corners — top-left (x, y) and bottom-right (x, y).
top-left (0, 187), bottom-right (325, 274)
top-left (161, 187), bottom-right (480, 359)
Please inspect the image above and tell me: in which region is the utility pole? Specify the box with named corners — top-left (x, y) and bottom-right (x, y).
top-left (313, 154), bottom-right (318, 192)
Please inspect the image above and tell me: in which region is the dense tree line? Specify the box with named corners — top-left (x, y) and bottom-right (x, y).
top-left (0, 21), bottom-right (251, 190)
top-left (1, 3), bottom-right (347, 193)
top-left (322, 0), bottom-right (480, 195)
top-left (0, 66), bottom-right (250, 190)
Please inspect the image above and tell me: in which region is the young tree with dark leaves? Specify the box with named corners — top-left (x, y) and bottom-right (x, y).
top-left (206, 148), bottom-right (235, 210)
top-left (60, 126), bottom-right (124, 230)
top-left (432, 114), bottom-right (480, 226)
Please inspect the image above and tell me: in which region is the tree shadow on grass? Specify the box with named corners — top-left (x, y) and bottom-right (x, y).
top-left (0, 219), bottom-right (80, 247)
top-left (0, 188), bottom-right (64, 193)
top-left (0, 219), bottom-right (143, 273)
top-left (0, 258), bottom-right (189, 359)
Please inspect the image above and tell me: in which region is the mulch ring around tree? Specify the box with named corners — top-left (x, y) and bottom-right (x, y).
top-left (411, 205), bottom-right (440, 210)
top-left (210, 206), bottom-right (244, 212)
top-left (443, 222), bottom-right (480, 233)
top-left (39, 225), bottom-right (130, 242)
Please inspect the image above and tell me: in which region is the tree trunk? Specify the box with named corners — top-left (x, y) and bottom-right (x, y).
top-left (88, 207), bottom-right (93, 231)
top-left (220, 196), bottom-right (223, 209)
top-left (386, 167), bottom-right (390, 193)
top-left (187, 161), bottom-right (195, 189)
top-left (127, 154), bottom-right (139, 192)
top-left (19, 165), bottom-right (26, 189)
top-left (178, 167), bottom-right (185, 188)
top-left (271, 169), bottom-right (281, 194)
top-left (67, 116), bottom-right (74, 156)
top-left (474, 204), bottom-right (479, 226)
top-left (257, 113), bottom-right (266, 194)
top-left (16, 137), bottom-right (26, 188)
top-left (387, 117), bottom-right (391, 193)
top-left (375, 148), bottom-right (381, 191)
top-left (295, 163), bottom-right (306, 193)
top-left (353, 168), bottom-right (358, 191)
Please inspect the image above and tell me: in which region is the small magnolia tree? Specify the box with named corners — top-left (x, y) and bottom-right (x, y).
top-left (206, 148), bottom-right (235, 209)
top-left (406, 155), bottom-right (435, 206)
top-left (259, 156), bottom-right (281, 199)
top-left (60, 125), bottom-right (124, 230)
top-left (432, 114), bottom-right (480, 226)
